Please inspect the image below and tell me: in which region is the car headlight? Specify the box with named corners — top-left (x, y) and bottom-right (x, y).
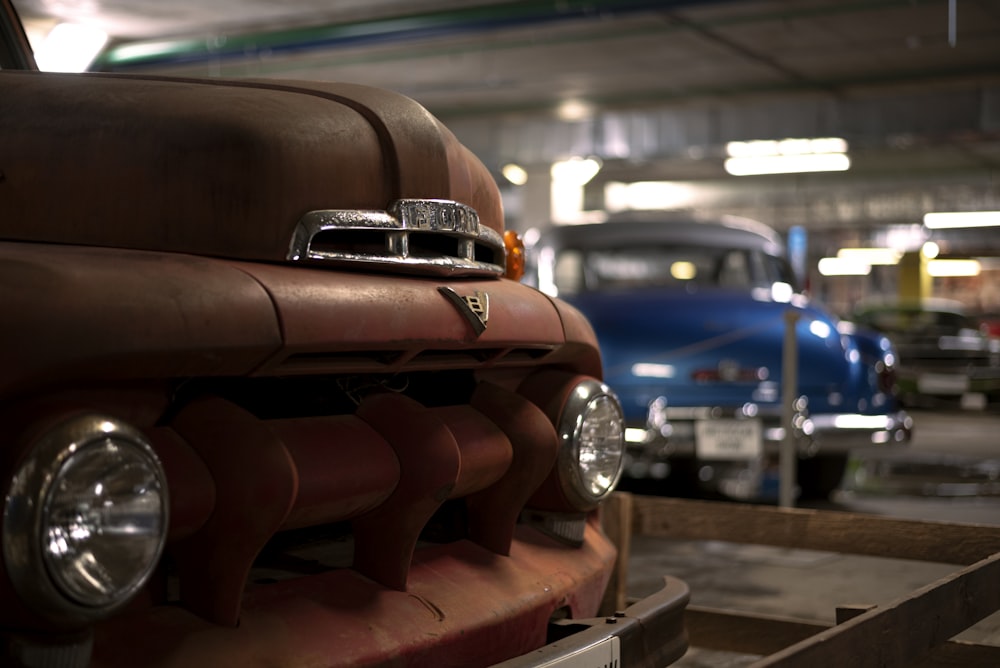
top-left (3, 414), bottom-right (169, 622)
top-left (555, 379), bottom-right (626, 510)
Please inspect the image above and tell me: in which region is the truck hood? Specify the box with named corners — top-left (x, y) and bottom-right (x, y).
top-left (565, 287), bottom-right (852, 406)
top-left (0, 71), bottom-right (503, 273)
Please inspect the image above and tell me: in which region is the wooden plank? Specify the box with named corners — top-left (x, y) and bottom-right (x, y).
top-left (619, 495), bottom-right (1000, 664)
top-left (684, 607), bottom-right (1000, 667)
top-left (684, 606), bottom-right (829, 655)
top-left (915, 640), bottom-right (1000, 667)
top-left (835, 604), bottom-right (877, 624)
top-left (630, 495), bottom-right (1000, 565)
top-left (750, 552), bottom-right (1000, 667)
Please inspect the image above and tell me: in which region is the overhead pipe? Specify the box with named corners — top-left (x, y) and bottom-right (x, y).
top-left (93, 0), bottom-right (920, 73)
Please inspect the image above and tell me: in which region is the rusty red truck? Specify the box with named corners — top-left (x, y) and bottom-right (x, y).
top-left (0, 1), bottom-right (687, 666)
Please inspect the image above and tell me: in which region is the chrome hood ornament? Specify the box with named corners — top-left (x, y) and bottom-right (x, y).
top-left (439, 287), bottom-right (489, 336)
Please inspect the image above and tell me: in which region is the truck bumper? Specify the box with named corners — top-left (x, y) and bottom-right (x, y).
top-left (490, 577), bottom-right (689, 668)
top-left (81, 521), bottom-right (689, 668)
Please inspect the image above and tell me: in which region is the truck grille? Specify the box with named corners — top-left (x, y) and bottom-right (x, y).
top-left (153, 367), bottom-right (568, 627)
top-left (287, 199), bottom-right (506, 277)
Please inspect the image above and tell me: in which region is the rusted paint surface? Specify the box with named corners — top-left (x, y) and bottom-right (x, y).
top-left (467, 381), bottom-right (560, 555)
top-left (354, 393), bottom-right (462, 590)
top-left (274, 415), bottom-right (400, 531)
top-left (90, 523), bottom-right (616, 668)
top-left (237, 264), bottom-right (569, 361)
top-left (0, 243), bottom-right (283, 400)
top-left (433, 404), bottom-right (513, 499)
top-left (169, 397), bottom-right (298, 626)
top-left (148, 427), bottom-right (216, 542)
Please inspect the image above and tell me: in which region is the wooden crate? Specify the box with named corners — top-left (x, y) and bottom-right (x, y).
top-left (601, 493), bottom-right (1000, 667)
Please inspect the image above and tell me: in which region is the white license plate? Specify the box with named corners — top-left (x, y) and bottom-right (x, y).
top-left (917, 373), bottom-right (969, 394)
top-left (695, 419), bottom-right (762, 460)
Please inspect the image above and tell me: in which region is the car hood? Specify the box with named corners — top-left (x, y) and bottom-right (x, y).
top-left (0, 71), bottom-right (503, 271)
top-left (565, 287), bottom-right (853, 410)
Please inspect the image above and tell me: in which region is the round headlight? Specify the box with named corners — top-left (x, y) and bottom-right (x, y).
top-left (4, 414), bottom-right (169, 622)
top-left (556, 380), bottom-right (625, 509)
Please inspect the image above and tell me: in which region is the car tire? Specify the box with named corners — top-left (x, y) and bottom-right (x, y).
top-left (796, 454), bottom-right (849, 500)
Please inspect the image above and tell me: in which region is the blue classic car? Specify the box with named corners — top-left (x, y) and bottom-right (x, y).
top-left (525, 212), bottom-right (913, 500)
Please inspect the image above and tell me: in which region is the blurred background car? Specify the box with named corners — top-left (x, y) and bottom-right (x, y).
top-left (850, 298), bottom-right (1000, 411)
top-left (975, 310), bottom-right (1000, 339)
top-left (525, 211), bottom-right (913, 502)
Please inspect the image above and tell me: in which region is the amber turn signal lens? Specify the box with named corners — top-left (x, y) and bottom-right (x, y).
top-left (504, 229), bottom-right (525, 281)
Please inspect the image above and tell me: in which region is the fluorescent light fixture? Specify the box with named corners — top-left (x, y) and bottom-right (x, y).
top-left (725, 153), bottom-right (850, 176)
top-left (724, 137), bottom-right (850, 176)
top-left (550, 158), bottom-right (603, 224)
top-left (501, 163), bottom-right (528, 186)
top-left (727, 137), bottom-right (848, 158)
top-left (922, 241), bottom-right (940, 259)
top-left (923, 211), bottom-right (1000, 229)
top-left (550, 157), bottom-right (602, 186)
top-left (604, 181), bottom-right (696, 211)
top-left (556, 99), bottom-right (594, 122)
top-left (927, 259), bottom-right (981, 277)
top-left (836, 248), bottom-right (902, 265)
top-left (34, 23), bottom-right (108, 72)
top-left (817, 257), bottom-right (871, 276)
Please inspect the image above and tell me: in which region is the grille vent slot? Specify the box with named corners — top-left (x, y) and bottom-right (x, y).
top-left (276, 346), bottom-right (555, 374)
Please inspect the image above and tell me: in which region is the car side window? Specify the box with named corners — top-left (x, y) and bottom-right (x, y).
top-left (758, 252), bottom-right (798, 290)
top-left (717, 250), bottom-right (750, 288)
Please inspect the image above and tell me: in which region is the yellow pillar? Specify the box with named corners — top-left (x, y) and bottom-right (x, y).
top-left (898, 251), bottom-right (930, 302)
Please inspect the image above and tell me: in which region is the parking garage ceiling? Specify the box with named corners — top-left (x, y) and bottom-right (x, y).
top-left (12, 0), bottom-right (1000, 244)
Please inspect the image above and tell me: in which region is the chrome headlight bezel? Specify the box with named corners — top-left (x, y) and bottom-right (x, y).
top-left (555, 379), bottom-right (626, 510)
top-left (3, 414), bottom-right (169, 623)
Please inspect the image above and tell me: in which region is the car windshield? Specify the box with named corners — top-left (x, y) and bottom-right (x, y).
top-left (552, 244), bottom-right (794, 296)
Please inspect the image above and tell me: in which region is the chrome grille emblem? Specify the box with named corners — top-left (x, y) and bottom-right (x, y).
top-left (439, 287), bottom-right (489, 336)
top-left (287, 199), bottom-right (505, 278)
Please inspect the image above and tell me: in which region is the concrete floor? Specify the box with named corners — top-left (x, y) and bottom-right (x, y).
top-left (625, 408), bottom-right (1000, 667)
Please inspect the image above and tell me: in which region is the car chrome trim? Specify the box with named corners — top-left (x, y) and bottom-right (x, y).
top-left (288, 198), bottom-right (505, 277)
top-left (439, 287), bottom-right (489, 336)
top-left (627, 407), bottom-right (913, 461)
top-left (555, 379), bottom-right (626, 510)
top-left (489, 576), bottom-right (689, 668)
